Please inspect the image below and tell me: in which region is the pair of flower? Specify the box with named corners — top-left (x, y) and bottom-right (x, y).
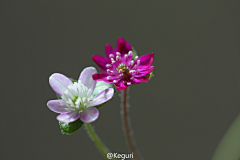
top-left (47, 38), bottom-right (154, 123)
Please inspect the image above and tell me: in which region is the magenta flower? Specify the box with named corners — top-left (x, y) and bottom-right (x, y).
top-left (47, 67), bottom-right (114, 123)
top-left (92, 38), bottom-right (154, 90)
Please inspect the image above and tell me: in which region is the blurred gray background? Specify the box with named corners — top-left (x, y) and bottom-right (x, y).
top-left (1, 1), bottom-right (240, 160)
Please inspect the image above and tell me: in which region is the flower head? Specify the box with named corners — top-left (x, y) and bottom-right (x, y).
top-left (47, 67), bottom-right (114, 123)
top-left (92, 38), bottom-right (154, 90)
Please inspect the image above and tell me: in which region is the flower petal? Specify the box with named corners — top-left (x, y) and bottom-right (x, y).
top-left (92, 55), bottom-right (111, 71)
top-left (57, 112), bottom-right (80, 123)
top-left (49, 73), bottom-right (73, 96)
top-left (116, 37), bottom-right (132, 55)
top-left (92, 72), bottom-right (110, 83)
top-left (132, 76), bottom-right (149, 84)
top-left (47, 100), bottom-right (69, 113)
top-left (114, 80), bottom-right (128, 91)
top-left (92, 88), bottom-right (114, 106)
top-left (134, 66), bottom-right (154, 77)
top-left (80, 107), bottom-right (99, 123)
top-left (138, 53), bottom-right (154, 67)
top-left (105, 44), bottom-right (115, 57)
top-left (79, 67), bottom-right (97, 93)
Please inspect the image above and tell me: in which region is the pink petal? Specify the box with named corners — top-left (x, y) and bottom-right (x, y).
top-left (114, 80), bottom-right (128, 91)
top-left (92, 72), bottom-right (109, 82)
top-left (92, 55), bottom-right (111, 71)
top-left (131, 76), bottom-right (149, 84)
top-left (105, 44), bottom-right (115, 57)
top-left (47, 100), bottom-right (69, 113)
top-left (80, 107), bottom-right (99, 123)
top-left (116, 37), bottom-right (132, 55)
top-left (92, 88), bottom-right (114, 106)
top-left (138, 53), bottom-right (154, 67)
top-left (49, 73), bottom-right (73, 96)
top-left (92, 73), bottom-right (119, 83)
top-left (79, 67), bottom-right (97, 93)
top-left (57, 112), bottom-right (80, 123)
top-left (134, 66), bottom-right (154, 77)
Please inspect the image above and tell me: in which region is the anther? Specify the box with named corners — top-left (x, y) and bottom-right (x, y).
top-left (106, 64), bottom-right (112, 68)
top-left (109, 54), bottom-right (114, 58)
top-left (129, 70), bottom-right (136, 75)
top-left (134, 56), bottom-right (138, 61)
top-left (116, 56), bottom-right (121, 62)
top-left (127, 82), bottom-right (131, 85)
top-left (113, 80), bottom-right (117, 83)
top-left (124, 54), bottom-right (128, 61)
top-left (130, 77), bottom-right (134, 80)
top-left (137, 59), bottom-right (140, 65)
top-left (107, 76), bottom-right (112, 80)
top-left (130, 60), bottom-right (134, 67)
top-left (119, 69), bottom-right (123, 74)
top-left (116, 52), bottom-right (121, 56)
top-left (111, 58), bottom-right (116, 64)
top-left (128, 51), bottom-right (133, 57)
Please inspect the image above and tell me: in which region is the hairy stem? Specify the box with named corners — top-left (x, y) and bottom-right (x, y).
top-left (121, 88), bottom-right (141, 160)
top-left (85, 123), bottom-right (116, 160)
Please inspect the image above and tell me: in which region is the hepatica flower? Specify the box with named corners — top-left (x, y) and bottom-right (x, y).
top-left (47, 67), bottom-right (114, 123)
top-left (92, 38), bottom-right (154, 90)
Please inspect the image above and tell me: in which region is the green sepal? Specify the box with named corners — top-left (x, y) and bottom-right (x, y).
top-left (68, 78), bottom-right (77, 83)
top-left (59, 119), bottom-right (84, 135)
top-left (132, 47), bottom-right (138, 60)
top-left (148, 72), bottom-right (153, 80)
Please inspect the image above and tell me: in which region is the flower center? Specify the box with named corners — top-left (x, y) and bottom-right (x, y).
top-left (117, 63), bottom-right (129, 77)
top-left (61, 80), bottom-right (93, 113)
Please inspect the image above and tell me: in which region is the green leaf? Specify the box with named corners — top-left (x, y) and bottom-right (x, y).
top-left (132, 47), bottom-right (138, 60)
top-left (59, 119), bottom-right (84, 134)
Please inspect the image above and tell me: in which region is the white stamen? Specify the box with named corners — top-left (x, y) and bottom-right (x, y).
top-left (127, 82), bottom-right (131, 85)
top-left (124, 54), bottom-right (128, 61)
top-left (128, 51), bottom-right (133, 57)
top-left (130, 60), bottom-right (134, 67)
top-left (137, 59), bottom-right (140, 65)
top-left (111, 58), bottom-right (116, 64)
top-left (106, 64), bottom-right (112, 68)
top-left (130, 77), bottom-right (134, 80)
top-left (107, 76), bottom-right (112, 80)
top-left (116, 52), bottom-right (121, 56)
top-left (134, 56), bottom-right (138, 61)
top-left (119, 69), bottom-right (123, 74)
top-left (116, 56), bottom-right (121, 62)
top-left (113, 80), bottom-right (117, 83)
top-left (129, 70), bottom-right (136, 75)
top-left (109, 54), bottom-right (114, 58)
top-left (60, 80), bottom-right (94, 113)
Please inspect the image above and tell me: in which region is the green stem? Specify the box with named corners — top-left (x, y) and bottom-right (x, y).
top-left (85, 123), bottom-right (117, 160)
top-left (211, 113), bottom-right (240, 160)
